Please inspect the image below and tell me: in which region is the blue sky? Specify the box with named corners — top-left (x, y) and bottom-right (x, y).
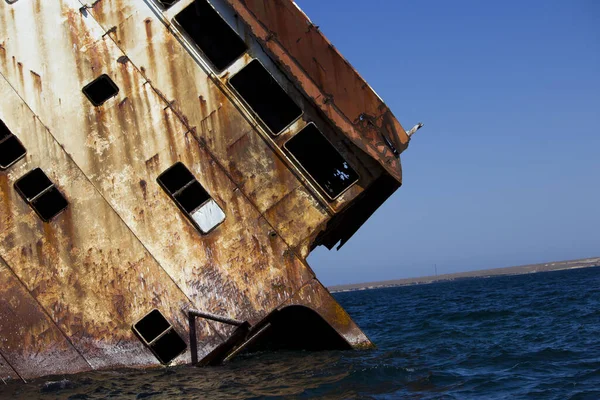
top-left (297, 0), bottom-right (600, 285)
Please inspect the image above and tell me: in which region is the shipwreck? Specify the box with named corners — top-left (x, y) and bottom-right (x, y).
top-left (0, 0), bottom-right (421, 382)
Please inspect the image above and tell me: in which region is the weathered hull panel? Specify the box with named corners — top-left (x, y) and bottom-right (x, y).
top-left (0, 73), bottom-right (208, 371)
top-left (0, 256), bottom-right (91, 380)
top-left (0, 0), bottom-right (413, 381)
top-left (0, 353), bottom-right (18, 383)
top-left (223, 0), bottom-right (409, 179)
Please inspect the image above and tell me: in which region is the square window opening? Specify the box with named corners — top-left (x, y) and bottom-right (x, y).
top-left (150, 329), bottom-right (187, 364)
top-left (132, 309), bottom-right (187, 365)
top-left (82, 74), bottom-right (119, 107)
top-left (174, 0), bottom-right (247, 71)
top-left (0, 129), bottom-right (27, 170)
top-left (229, 59), bottom-right (302, 135)
top-left (133, 309), bottom-right (172, 344)
top-left (14, 168), bottom-right (53, 201)
top-left (285, 123), bottom-right (359, 200)
top-left (14, 168), bottom-right (68, 221)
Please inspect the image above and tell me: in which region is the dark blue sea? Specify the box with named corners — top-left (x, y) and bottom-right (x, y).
top-left (2, 266), bottom-right (599, 399)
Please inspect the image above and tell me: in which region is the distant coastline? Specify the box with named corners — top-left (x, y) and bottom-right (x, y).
top-left (328, 257), bottom-right (600, 293)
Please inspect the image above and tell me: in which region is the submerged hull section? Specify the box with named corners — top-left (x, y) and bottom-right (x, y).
top-left (0, 0), bottom-right (411, 381)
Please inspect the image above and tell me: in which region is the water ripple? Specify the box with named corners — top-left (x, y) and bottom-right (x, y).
top-left (1, 267), bottom-right (599, 399)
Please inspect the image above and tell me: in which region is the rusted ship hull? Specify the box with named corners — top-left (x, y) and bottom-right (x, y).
top-left (0, 0), bottom-right (413, 381)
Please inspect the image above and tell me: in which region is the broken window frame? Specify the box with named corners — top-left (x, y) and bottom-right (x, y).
top-left (0, 119), bottom-right (27, 170)
top-left (82, 74), bottom-right (120, 107)
top-left (14, 168), bottom-right (69, 222)
top-left (157, 162), bottom-right (226, 234)
top-left (284, 122), bottom-right (360, 201)
top-left (132, 309), bottom-right (187, 365)
top-left (228, 58), bottom-right (304, 136)
top-left (173, 0), bottom-right (248, 72)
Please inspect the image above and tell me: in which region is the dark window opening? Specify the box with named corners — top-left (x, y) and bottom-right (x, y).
top-left (14, 168), bottom-right (52, 200)
top-left (175, 0), bottom-right (247, 71)
top-left (174, 180), bottom-right (210, 213)
top-left (157, 162), bottom-right (225, 233)
top-left (229, 59), bottom-right (302, 135)
top-left (133, 309), bottom-right (187, 365)
top-left (285, 123), bottom-right (359, 200)
top-left (0, 119), bottom-right (26, 170)
top-left (151, 330), bottom-right (187, 364)
top-left (156, 0), bottom-right (179, 9)
top-left (82, 74), bottom-right (119, 106)
top-left (31, 188), bottom-right (69, 221)
top-left (14, 168), bottom-right (68, 221)
top-left (133, 309), bottom-right (171, 343)
top-left (157, 162), bottom-right (196, 194)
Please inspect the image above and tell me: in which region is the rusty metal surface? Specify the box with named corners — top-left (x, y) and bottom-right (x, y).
top-left (223, 0), bottom-right (408, 182)
top-left (0, 71), bottom-right (211, 372)
top-left (0, 256), bottom-right (91, 379)
top-left (0, 0), bottom-right (408, 380)
top-left (1, 0), bottom-right (311, 322)
top-left (0, 352), bottom-right (20, 384)
top-left (90, 0), bottom-right (385, 215)
top-left (279, 279), bottom-right (372, 348)
top-left (94, 4), bottom-right (318, 216)
top-left (263, 185), bottom-right (329, 256)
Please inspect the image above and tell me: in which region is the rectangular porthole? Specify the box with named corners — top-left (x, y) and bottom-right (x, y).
top-left (229, 59), bottom-right (302, 135)
top-left (285, 123), bottom-right (359, 200)
top-left (174, 0), bottom-right (247, 71)
top-left (14, 168), bottom-right (69, 221)
top-left (0, 119), bottom-right (27, 170)
top-left (152, 330), bottom-right (187, 364)
top-left (176, 181), bottom-right (210, 213)
top-left (133, 309), bottom-right (187, 365)
top-left (157, 162), bottom-right (225, 234)
top-left (82, 74), bottom-right (119, 107)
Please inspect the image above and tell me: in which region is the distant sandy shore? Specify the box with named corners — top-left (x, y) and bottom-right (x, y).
top-left (328, 257), bottom-right (600, 293)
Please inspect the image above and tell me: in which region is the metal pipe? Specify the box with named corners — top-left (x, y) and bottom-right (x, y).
top-left (187, 309), bottom-right (245, 326)
top-left (223, 323), bottom-right (272, 363)
top-left (407, 122), bottom-right (424, 137)
top-left (188, 313), bottom-right (198, 365)
top-left (187, 309), bottom-right (246, 365)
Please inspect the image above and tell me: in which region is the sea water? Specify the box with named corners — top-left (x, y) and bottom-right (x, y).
top-left (2, 266), bottom-right (599, 399)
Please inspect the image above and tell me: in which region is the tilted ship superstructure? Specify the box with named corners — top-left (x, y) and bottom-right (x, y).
top-left (0, 0), bottom-right (419, 381)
